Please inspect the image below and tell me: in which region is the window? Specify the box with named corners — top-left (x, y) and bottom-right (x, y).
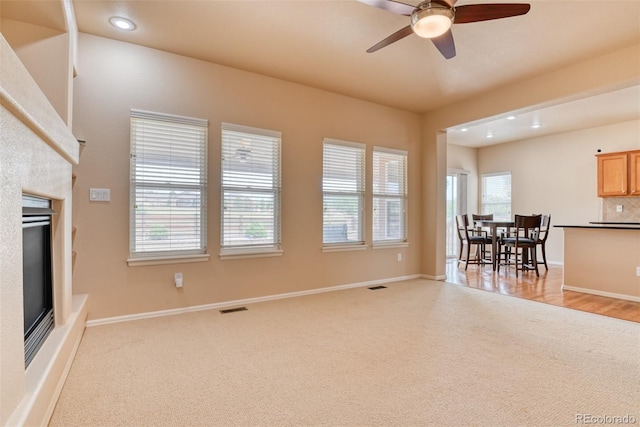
top-left (322, 139), bottom-right (365, 247)
top-left (373, 147), bottom-right (407, 244)
top-left (129, 110), bottom-right (208, 262)
top-left (481, 172), bottom-right (512, 220)
top-left (221, 123), bottom-right (281, 255)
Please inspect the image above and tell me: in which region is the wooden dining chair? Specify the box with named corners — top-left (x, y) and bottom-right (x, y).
top-left (497, 214), bottom-right (542, 277)
top-left (472, 214), bottom-right (493, 236)
top-left (456, 214), bottom-right (490, 270)
top-left (471, 213), bottom-right (494, 261)
top-left (533, 214), bottom-right (551, 270)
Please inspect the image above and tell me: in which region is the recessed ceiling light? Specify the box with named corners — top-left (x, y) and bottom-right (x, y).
top-left (109, 16), bottom-right (136, 31)
top-left (506, 115), bottom-right (516, 120)
top-left (460, 128), bottom-right (468, 132)
top-left (486, 133), bottom-right (494, 138)
top-left (531, 123), bottom-right (542, 129)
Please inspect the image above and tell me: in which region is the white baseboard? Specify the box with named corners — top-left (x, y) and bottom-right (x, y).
top-left (87, 274), bottom-right (424, 327)
top-left (422, 274), bottom-right (447, 281)
top-left (562, 285), bottom-right (640, 303)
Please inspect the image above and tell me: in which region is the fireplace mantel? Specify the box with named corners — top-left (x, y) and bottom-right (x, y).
top-left (1, 34), bottom-right (88, 427)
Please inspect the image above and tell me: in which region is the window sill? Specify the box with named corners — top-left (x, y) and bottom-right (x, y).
top-left (372, 242), bottom-right (410, 250)
top-left (127, 253), bottom-right (210, 267)
top-left (322, 244), bottom-right (367, 253)
top-left (219, 248), bottom-right (284, 260)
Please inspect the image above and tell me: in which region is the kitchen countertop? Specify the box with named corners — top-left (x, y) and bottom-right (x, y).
top-left (555, 222), bottom-right (640, 230)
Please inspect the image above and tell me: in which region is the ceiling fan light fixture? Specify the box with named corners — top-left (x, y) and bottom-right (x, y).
top-left (411, 2), bottom-right (454, 39)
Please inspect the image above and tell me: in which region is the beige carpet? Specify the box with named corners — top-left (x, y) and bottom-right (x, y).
top-left (50, 279), bottom-right (639, 426)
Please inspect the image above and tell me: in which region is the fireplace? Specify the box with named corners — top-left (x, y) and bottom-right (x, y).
top-left (22, 195), bottom-right (56, 368)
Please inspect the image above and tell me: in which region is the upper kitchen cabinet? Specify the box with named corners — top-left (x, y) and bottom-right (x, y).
top-left (596, 150), bottom-right (640, 197)
top-left (630, 151), bottom-right (640, 196)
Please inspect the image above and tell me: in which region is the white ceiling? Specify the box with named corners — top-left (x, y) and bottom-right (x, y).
top-left (3, 0), bottom-right (639, 147)
top-left (447, 84), bottom-right (640, 147)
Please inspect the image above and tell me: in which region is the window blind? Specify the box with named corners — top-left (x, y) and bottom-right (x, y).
top-left (322, 139), bottom-right (365, 245)
top-left (373, 147), bottom-right (407, 242)
top-left (221, 123), bottom-right (281, 250)
top-left (481, 172), bottom-right (512, 220)
top-left (130, 109), bottom-right (208, 257)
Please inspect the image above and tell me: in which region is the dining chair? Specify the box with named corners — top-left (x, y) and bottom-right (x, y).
top-left (472, 214), bottom-right (493, 236)
top-left (455, 214), bottom-right (490, 270)
top-left (533, 214), bottom-right (551, 270)
top-left (471, 213), bottom-right (494, 261)
top-left (497, 214), bottom-right (542, 277)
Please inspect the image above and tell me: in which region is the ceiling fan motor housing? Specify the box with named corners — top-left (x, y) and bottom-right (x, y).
top-left (411, 1), bottom-right (455, 38)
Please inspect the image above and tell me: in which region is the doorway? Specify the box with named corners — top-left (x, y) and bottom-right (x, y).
top-left (446, 169), bottom-right (468, 259)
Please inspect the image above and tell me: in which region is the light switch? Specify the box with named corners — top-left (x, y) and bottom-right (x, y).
top-left (616, 205), bottom-right (623, 213)
top-left (89, 188), bottom-right (111, 202)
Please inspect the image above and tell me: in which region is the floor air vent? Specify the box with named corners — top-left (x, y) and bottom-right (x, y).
top-left (220, 307), bottom-right (248, 314)
top-left (368, 285), bottom-right (387, 290)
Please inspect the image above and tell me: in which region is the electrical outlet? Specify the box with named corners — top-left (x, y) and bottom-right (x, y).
top-left (616, 205), bottom-right (623, 213)
top-left (397, 253), bottom-right (402, 262)
top-left (175, 272), bottom-right (183, 288)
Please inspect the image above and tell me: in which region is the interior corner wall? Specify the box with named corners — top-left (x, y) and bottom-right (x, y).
top-left (419, 127), bottom-right (447, 280)
top-left (71, 33), bottom-right (423, 321)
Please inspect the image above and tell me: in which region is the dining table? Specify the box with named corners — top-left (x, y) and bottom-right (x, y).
top-left (475, 219), bottom-right (515, 270)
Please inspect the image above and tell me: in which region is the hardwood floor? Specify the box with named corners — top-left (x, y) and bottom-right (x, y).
top-left (445, 259), bottom-right (640, 323)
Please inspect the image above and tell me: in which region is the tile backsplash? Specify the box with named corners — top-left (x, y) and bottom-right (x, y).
top-left (602, 197), bottom-right (640, 222)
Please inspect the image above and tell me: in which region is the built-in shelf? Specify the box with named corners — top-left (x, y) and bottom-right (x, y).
top-left (72, 140), bottom-right (84, 273)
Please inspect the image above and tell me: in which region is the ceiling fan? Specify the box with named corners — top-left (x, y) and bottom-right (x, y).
top-left (359, 0), bottom-right (531, 59)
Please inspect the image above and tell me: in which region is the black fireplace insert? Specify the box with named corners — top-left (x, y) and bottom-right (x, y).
top-left (22, 195), bottom-right (56, 368)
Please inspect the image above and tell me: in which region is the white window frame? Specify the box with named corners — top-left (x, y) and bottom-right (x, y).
top-left (128, 109), bottom-right (209, 266)
top-left (372, 147), bottom-right (408, 247)
top-left (322, 138), bottom-right (366, 252)
top-left (220, 123), bottom-right (282, 259)
top-left (481, 171), bottom-right (512, 220)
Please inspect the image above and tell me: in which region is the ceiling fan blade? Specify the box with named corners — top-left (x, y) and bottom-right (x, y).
top-left (357, 0), bottom-right (415, 16)
top-left (454, 3), bottom-right (531, 24)
top-left (431, 29), bottom-right (456, 59)
top-left (367, 25), bottom-right (414, 53)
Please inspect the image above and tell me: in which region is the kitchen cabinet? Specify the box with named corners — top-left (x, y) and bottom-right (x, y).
top-left (630, 151), bottom-right (640, 196)
top-left (596, 150), bottom-right (640, 197)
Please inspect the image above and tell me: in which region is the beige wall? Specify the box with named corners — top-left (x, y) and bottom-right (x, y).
top-left (71, 33), bottom-right (423, 320)
top-left (563, 228), bottom-right (640, 300)
top-left (477, 120), bottom-right (640, 264)
top-left (72, 36), bottom-right (640, 318)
